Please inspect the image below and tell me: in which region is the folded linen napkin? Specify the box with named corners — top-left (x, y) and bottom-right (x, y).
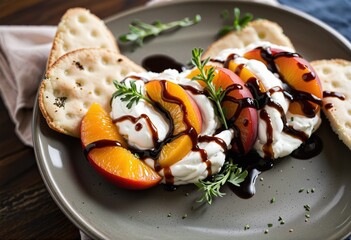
top-left (0, 26), bottom-right (56, 147)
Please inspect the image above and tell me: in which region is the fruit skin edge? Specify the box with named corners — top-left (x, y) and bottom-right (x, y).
top-left (79, 45), bottom-right (324, 190)
top-left (80, 103), bottom-right (161, 190)
top-left (145, 79), bottom-right (203, 168)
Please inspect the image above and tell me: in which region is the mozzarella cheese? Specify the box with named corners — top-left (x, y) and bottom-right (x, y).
top-left (216, 42), bottom-right (321, 159)
top-left (111, 70), bottom-right (230, 184)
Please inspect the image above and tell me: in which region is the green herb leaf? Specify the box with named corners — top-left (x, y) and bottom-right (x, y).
top-left (195, 159), bottom-right (248, 204)
top-left (112, 80), bottom-right (153, 109)
top-left (119, 14), bottom-right (201, 46)
top-left (304, 204), bottom-right (311, 212)
top-left (218, 8), bottom-right (253, 36)
top-left (191, 48), bottom-right (228, 129)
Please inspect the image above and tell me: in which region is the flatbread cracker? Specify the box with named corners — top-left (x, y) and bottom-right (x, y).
top-left (47, 8), bottom-right (119, 68)
top-left (311, 59), bottom-right (351, 150)
top-left (39, 48), bottom-right (145, 137)
top-left (203, 19), bottom-right (294, 59)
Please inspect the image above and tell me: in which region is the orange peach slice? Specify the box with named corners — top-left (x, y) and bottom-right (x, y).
top-left (81, 103), bottom-right (161, 189)
top-left (227, 61), bottom-right (266, 93)
top-left (188, 67), bottom-right (258, 154)
top-left (145, 80), bottom-right (202, 168)
top-left (214, 68), bottom-right (258, 154)
top-left (244, 48), bottom-right (322, 117)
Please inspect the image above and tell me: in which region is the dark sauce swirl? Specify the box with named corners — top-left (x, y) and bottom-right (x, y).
top-left (84, 52), bottom-right (330, 199)
top-left (323, 90), bottom-right (346, 110)
top-left (84, 139), bottom-right (123, 159)
top-left (113, 114), bottom-right (159, 147)
top-left (323, 90), bottom-right (345, 100)
top-left (142, 54), bottom-right (186, 72)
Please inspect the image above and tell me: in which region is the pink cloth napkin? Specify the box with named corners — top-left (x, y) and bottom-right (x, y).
top-left (0, 26), bottom-right (56, 147)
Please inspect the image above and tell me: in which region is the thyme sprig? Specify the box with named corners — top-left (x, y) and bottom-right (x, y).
top-left (195, 159), bottom-right (248, 205)
top-left (218, 8), bottom-right (253, 36)
top-left (112, 80), bottom-right (153, 109)
top-left (191, 48), bottom-right (228, 129)
top-left (119, 14), bottom-right (201, 46)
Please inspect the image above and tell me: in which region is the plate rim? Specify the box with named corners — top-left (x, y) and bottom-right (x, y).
top-left (32, 0), bottom-right (351, 239)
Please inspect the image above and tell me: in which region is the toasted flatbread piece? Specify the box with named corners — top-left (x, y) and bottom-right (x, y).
top-left (311, 59), bottom-right (351, 150)
top-left (203, 19), bottom-right (294, 59)
top-left (47, 8), bottom-right (119, 68)
top-left (39, 48), bottom-right (145, 137)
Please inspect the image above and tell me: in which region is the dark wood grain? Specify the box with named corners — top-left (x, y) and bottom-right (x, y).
top-left (0, 0), bottom-right (148, 25)
top-left (0, 0), bottom-right (147, 239)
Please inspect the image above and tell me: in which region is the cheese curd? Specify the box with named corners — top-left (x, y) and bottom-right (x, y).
top-left (111, 41), bottom-right (322, 184)
top-left (111, 79), bottom-right (169, 150)
top-left (216, 42), bottom-right (321, 159)
top-left (111, 70), bottom-right (231, 184)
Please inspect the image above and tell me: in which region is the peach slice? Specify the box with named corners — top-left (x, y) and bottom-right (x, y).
top-left (81, 103), bottom-right (161, 189)
top-left (244, 48), bottom-right (322, 117)
top-left (145, 80), bottom-right (202, 168)
top-left (214, 68), bottom-right (258, 154)
top-left (188, 67), bottom-right (258, 154)
top-left (227, 60), bottom-right (266, 93)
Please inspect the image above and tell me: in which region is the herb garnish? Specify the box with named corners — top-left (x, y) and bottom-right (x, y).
top-left (112, 80), bottom-right (153, 109)
top-left (191, 48), bottom-right (228, 129)
top-left (54, 97), bottom-right (67, 109)
top-left (304, 204), bottom-right (311, 212)
top-left (119, 14), bottom-right (201, 46)
top-left (195, 159), bottom-right (248, 204)
top-left (218, 8), bottom-right (253, 36)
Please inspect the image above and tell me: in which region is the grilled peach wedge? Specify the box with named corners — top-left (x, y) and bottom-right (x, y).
top-left (244, 48), bottom-right (322, 117)
top-left (145, 80), bottom-right (202, 168)
top-left (81, 103), bottom-right (161, 190)
top-left (188, 67), bottom-right (258, 154)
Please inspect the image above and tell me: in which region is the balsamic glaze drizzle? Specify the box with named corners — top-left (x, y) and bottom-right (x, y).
top-left (142, 54), bottom-right (186, 72)
top-left (84, 51), bottom-right (345, 199)
top-left (84, 139), bottom-right (123, 159)
top-left (323, 91), bottom-right (345, 100)
top-left (113, 114), bottom-right (159, 146)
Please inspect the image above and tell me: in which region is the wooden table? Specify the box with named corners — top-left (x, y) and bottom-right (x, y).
top-left (0, 1), bottom-right (147, 238)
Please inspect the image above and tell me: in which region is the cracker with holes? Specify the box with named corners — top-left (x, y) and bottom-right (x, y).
top-left (203, 19), bottom-right (294, 59)
top-left (311, 59), bottom-right (351, 150)
top-left (47, 8), bottom-right (119, 68)
top-left (39, 48), bottom-right (145, 137)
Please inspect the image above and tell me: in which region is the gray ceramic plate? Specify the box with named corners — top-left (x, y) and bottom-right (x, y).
top-left (33, 0), bottom-right (351, 239)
